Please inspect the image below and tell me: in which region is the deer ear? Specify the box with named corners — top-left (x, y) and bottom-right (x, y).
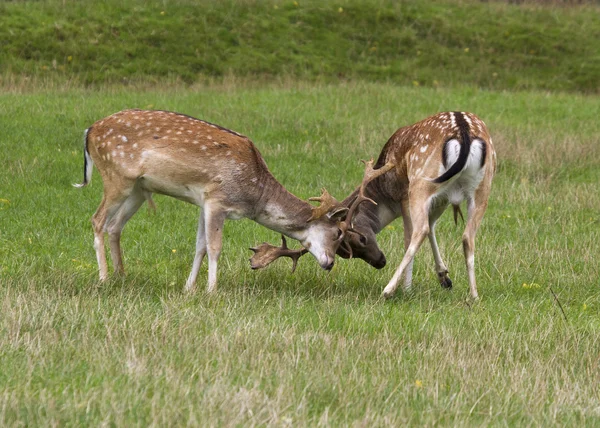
top-left (326, 206), bottom-right (349, 221)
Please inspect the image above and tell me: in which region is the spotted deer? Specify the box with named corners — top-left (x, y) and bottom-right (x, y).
top-left (74, 109), bottom-right (358, 293)
top-left (252, 112), bottom-right (496, 299)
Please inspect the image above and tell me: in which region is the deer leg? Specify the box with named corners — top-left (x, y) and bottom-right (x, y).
top-left (91, 197), bottom-right (110, 281)
top-left (204, 204), bottom-right (227, 293)
top-left (383, 199), bottom-right (430, 298)
top-left (463, 190), bottom-right (489, 300)
top-left (184, 208), bottom-right (207, 293)
top-left (105, 188), bottom-right (146, 276)
top-left (428, 203), bottom-right (452, 289)
top-left (400, 199), bottom-right (414, 290)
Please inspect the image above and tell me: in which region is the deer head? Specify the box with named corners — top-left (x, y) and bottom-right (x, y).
top-left (249, 159), bottom-right (394, 271)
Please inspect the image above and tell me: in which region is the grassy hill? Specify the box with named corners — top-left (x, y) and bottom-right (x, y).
top-left (1, 0), bottom-right (598, 92)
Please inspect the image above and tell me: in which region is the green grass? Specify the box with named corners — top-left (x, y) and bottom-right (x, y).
top-left (1, 82), bottom-right (599, 425)
top-left (1, 0), bottom-right (599, 92)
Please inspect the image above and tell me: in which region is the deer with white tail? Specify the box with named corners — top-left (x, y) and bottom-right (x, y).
top-left (74, 109), bottom-right (372, 293)
top-left (252, 111), bottom-right (496, 300)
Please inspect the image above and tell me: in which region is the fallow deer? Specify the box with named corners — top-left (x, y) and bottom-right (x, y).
top-left (74, 109), bottom-right (358, 293)
top-left (252, 112), bottom-right (496, 300)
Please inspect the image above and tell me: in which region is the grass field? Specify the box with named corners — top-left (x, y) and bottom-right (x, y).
top-left (1, 82), bottom-right (599, 425)
top-left (1, 0), bottom-right (599, 92)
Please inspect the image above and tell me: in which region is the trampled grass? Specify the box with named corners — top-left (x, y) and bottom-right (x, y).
top-left (0, 82), bottom-right (599, 425)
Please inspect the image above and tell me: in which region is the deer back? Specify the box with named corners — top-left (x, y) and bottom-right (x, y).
top-left (87, 109), bottom-right (272, 214)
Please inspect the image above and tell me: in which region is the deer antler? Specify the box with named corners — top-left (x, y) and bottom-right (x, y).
top-left (340, 159), bottom-right (395, 258)
top-left (249, 235), bottom-right (308, 272)
top-left (342, 159), bottom-right (395, 231)
top-left (307, 188), bottom-right (340, 222)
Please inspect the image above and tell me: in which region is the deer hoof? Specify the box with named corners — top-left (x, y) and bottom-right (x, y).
top-left (440, 276), bottom-right (453, 289)
top-left (382, 289), bottom-right (395, 299)
top-left (438, 271), bottom-right (452, 289)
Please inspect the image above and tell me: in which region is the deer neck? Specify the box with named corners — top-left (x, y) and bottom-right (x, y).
top-left (253, 174), bottom-right (313, 241)
top-left (343, 181), bottom-right (401, 234)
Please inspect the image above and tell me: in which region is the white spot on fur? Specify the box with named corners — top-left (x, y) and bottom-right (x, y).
top-left (133, 143), bottom-right (138, 149)
top-left (420, 145), bottom-right (428, 153)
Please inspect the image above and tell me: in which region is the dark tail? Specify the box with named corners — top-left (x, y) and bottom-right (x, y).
top-left (432, 112), bottom-right (471, 184)
top-left (73, 127), bottom-right (93, 188)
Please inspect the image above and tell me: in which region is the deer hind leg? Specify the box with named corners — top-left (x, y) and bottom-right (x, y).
top-left (91, 197), bottom-right (110, 281)
top-left (383, 197), bottom-right (430, 299)
top-left (463, 189), bottom-right (489, 300)
top-left (184, 208), bottom-right (207, 293)
top-left (91, 187), bottom-right (128, 281)
top-left (203, 203), bottom-right (227, 293)
top-left (400, 198), bottom-right (415, 290)
top-left (428, 202), bottom-right (452, 289)
top-left (105, 186), bottom-right (147, 276)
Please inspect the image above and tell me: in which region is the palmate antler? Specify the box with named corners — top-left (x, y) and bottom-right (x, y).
top-left (249, 235), bottom-right (308, 272)
top-left (307, 188), bottom-right (340, 222)
top-left (249, 159), bottom-right (395, 270)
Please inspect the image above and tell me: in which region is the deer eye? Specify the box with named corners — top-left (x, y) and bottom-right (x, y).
top-left (359, 235), bottom-right (367, 246)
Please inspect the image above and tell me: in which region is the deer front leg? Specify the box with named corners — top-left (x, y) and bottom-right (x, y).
top-left (428, 203), bottom-right (452, 289)
top-left (185, 209), bottom-right (207, 293)
top-left (383, 200), bottom-right (430, 299)
top-left (204, 204), bottom-right (227, 293)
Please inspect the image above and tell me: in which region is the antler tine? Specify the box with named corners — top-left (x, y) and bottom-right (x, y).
top-left (307, 188), bottom-right (340, 222)
top-left (342, 159), bottom-right (395, 230)
top-left (249, 235), bottom-right (308, 273)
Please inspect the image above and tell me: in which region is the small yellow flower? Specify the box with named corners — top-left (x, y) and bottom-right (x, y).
top-left (464, 47), bottom-right (469, 53)
top-left (433, 80), bottom-right (439, 87)
top-left (412, 80), bottom-right (420, 87)
top-left (0, 198), bottom-right (10, 204)
top-left (273, 4), bottom-right (279, 9)
top-left (293, 1), bottom-right (298, 6)
top-left (386, 225), bottom-right (395, 231)
top-left (338, 7), bottom-right (343, 12)
top-left (522, 282), bottom-right (541, 289)
top-left (160, 11), bottom-right (165, 15)
top-left (415, 380), bottom-right (423, 388)
top-left (172, 249), bottom-right (177, 253)
top-left (547, 207), bottom-right (552, 211)
top-left (492, 72), bottom-right (498, 78)
top-left (582, 303), bottom-right (587, 311)
top-left (67, 55), bottom-right (73, 62)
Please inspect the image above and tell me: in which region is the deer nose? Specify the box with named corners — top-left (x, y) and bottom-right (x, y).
top-left (371, 253), bottom-right (386, 269)
top-left (325, 260), bottom-right (334, 271)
